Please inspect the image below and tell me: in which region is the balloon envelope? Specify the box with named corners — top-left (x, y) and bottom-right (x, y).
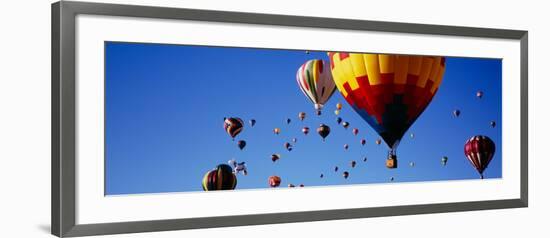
top-left (317, 124), bottom-right (331, 141)
top-left (202, 164), bottom-right (237, 191)
top-left (268, 176), bottom-right (282, 187)
top-left (224, 117), bottom-right (244, 139)
top-left (296, 59), bottom-right (337, 114)
top-left (237, 140), bottom-right (246, 150)
top-left (464, 135), bottom-right (495, 178)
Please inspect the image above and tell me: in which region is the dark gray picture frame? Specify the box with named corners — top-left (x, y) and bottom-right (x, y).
top-left (52, 1), bottom-right (528, 237)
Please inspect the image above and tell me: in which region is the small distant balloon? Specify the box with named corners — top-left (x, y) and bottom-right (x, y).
top-left (298, 112), bottom-right (306, 121)
top-left (305, 50), bottom-right (310, 54)
top-left (453, 109), bottom-right (461, 117)
top-left (342, 122), bottom-right (350, 129)
top-left (336, 117), bottom-right (343, 124)
top-left (268, 176), bottom-right (282, 187)
top-left (360, 139), bottom-right (366, 146)
top-left (343, 144), bottom-right (349, 150)
top-left (334, 110), bottom-right (340, 115)
top-left (334, 166), bottom-right (339, 172)
top-left (410, 133), bottom-right (415, 139)
top-left (476, 90), bottom-right (484, 99)
top-left (350, 160), bottom-right (356, 168)
top-left (273, 128), bottom-right (281, 135)
top-left (288, 184), bottom-right (295, 188)
top-left (299, 184), bottom-right (304, 187)
top-left (352, 128), bottom-right (359, 136)
top-left (320, 173), bottom-right (324, 178)
top-left (223, 117), bottom-right (244, 139)
top-left (343, 171), bottom-right (349, 179)
top-left (286, 118), bottom-right (291, 124)
top-left (363, 157), bottom-right (368, 162)
top-left (490, 120), bottom-right (496, 128)
top-left (336, 102), bottom-right (343, 110)
top-left (390, 177), bottom-right (395, 182)
top-left (284, 142), bottom-right (293, 151)
top-left (302, 127), bottom-right (310, 135)
top-left (249, 119), bottom-right (256, 127)
top-left (317, 124), bottom-right (331, 141)
top-left (409, 162), bottom-right (415, 167)
top-left (237, 140), bottom-right (246, 150)
top-left (271, 154), bottom-right (281, 162)
top-left (292, 138), bottom-right (298, 143)
top-left (441, 156), bottom-right (448, 166)
top-left (375, 138), bottom-right (382, 145)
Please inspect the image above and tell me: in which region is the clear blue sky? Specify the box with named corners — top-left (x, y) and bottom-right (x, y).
top-left (105, 42), bottom-right (502, 195)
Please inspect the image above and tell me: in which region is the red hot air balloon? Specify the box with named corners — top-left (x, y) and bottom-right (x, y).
top-left (202, 164), bottom-right (237, 191)
top-left (302, 127), bottom-right (310, 135)
top-left (271, 154), bottom-right (281, 162)
top-left (343, 171), bottom-right (349, 179)
top-left (317, 124), bottom-right (331, 141)
top-left (352, 128), bottom-right (359, 136)
top-left (268, 176), bottom-right (282, 187)
top-left (298, 112), bottom-right (306, 121)
top-left (273, 128), bottom-right (281, 135)
top-left (224, 117), bottom-right (244, 140)
top-left (361, 139), bottom-right (366, 146)
top-left (464, 135), bottom-right (496, 179)
top-left (328, 53), bottom-right (446, 168)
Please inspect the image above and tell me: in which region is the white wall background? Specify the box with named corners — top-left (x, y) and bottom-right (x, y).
top-left (0, 0), bottom-right (546, 237)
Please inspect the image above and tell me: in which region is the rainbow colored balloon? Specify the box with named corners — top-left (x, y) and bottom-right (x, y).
top-left (328, 53), bottom-right (446, 164)
top-left (296, 59), bottom-right (337, 115)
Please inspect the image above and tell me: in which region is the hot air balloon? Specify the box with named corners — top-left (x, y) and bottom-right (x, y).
top-left (269, 176), bottom-right (282, 187)
top-left (271, 154), bottom-right (281, 162)
top-left (292, 138), bottom-right (298, 143)
top-left (352, 128), bottom-right (359, 136)
top-left (453, 109), bottom-right (461, 117)
top-left (409, 162), bottom-right (415, 167)
top-left (305, 50), bottom-right (310, 54)
top-left (334, 166), bottom-right (339, 172)
top-left (363, 157), bottom-right (368, 162)
top-left (336, 117), bottom-right (343, 124)
top-left (464, 135), bottom-right (495, 179)
top-left (342, 121), bottom-right (350, 129)
top-left (237, 140), bottom-right (246, 150)
top-left (490, 120), bottom-right (496, 128)
top-left (228, 159), bottom-right (248, 176)
top-left (375, 138), bottom-right (382, 145)
top-left (334, 110), bottom-right (340, 115)
top-left (336, 102), bottom-right (343, 110)
top-left (224, 117), bottom-right (244, 140)
top-left (328, 53), bottom-right (446, 168)
top-left (343, 171), bottom-right (349, 179)
top-left (296, 59), bottom-right (337, 115)
top-left (299, 184), bottom-right (305, 187)
top-left (410, 133), bottom-right (415, 139)
top-left (350, 160), bottom-right (357, 168)
top-left (298, 112), bottom-right (306, 121)
top-left (320, 174), bottom-right (324, 178)
top-left (249, 119), bottom-right (256, 127)
top-left (273, 128), bottom-right (281, 135)
top-left (343, 144), bottom-right (349, 150)
top-left (288, 184), bottom-right (296, 188)
top-left (476, 90), bottom-right (484, 99)
top-left (284, 142), bottom-right (293, 151)
top-left (317, 124), bottom-right (331, 141)
top-left (202, 164), bottom-right (237, 191)
top-left (390, 177), bottom-right (395, 182)
top-left (361, 139), bottom-right (366, 146)
top-left (441, 156), bottom-right (448, 166)
top-left (286, 118), bottom-right (291, 124)
top-left (302, 127), bottom-right (310, 135)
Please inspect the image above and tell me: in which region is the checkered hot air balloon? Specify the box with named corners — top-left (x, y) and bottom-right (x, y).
top-left (464, 135), bottom-right (495, 179)
top-left (296, 59), bottom-right (337, 115)
top-left (328, 53), bottom-right (446, 167)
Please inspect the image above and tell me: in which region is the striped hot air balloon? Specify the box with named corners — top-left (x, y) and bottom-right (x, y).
top-left (328, 53), bottom-right (446, 167)
top-left (464, 135), bottom-right (495, 179)
top-left (202, 164), bottom-right (237, 191)
top-left (223, 117), bottom-right (244, 139)
top-left (296, 59), bottom-right (337, 115)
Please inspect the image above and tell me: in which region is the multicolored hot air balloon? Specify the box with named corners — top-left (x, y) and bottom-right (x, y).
top-left (317, 124), bottom-right (331, 141)
top-left (328, 53), bottom-right (446, 168)
top-left (269, 175), bottom-right (282, 187)
top-left (237, 140), bottom-right (246, 150)
top-left (336, 102), bottom-right (343, 110)
top-left (476, 90), bottom-right (484, 99)
top-left (271, 154), bottom-right (281, 162)
top-left (202, 164), bottom-right (237, 191)
top-left (302, 127), bottom-right (310, 135)
top-left (296, 59), bottom-right (337, 115)
top-left (284, 142), bottom-right (293, 151)
top-left (334, 110), bottom-right (340, 115)
top-left (273, 128), bottom-right (281, 135)
top-left (375, 138), bottom-right (382, 145)
top-left (224, 117), bottom-right (244, 140)
top-left (343, 171), bottom-right (349, 179)
top-left (361, 139), bottom-right (366, 146)
top-left (298, 112), bottom-right (306, 121)
top-left (464, 135), bottom-right (495, 179)
top-left (441, 156), bottom-right (448, 166)
top-left (342, 121), bottom-right (350, 129)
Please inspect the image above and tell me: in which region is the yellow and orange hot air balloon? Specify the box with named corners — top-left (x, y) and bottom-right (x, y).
top-left (328, 53), bottom-right (446, 167)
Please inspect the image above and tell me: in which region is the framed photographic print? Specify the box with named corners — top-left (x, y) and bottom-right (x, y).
top-left (52, 1), bottom-right (528, 237)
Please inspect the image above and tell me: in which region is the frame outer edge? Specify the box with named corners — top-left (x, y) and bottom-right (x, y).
top-left (520, 31), bottom-right (528, 207)
top-left (51, 1), bottom-right (61, 237)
